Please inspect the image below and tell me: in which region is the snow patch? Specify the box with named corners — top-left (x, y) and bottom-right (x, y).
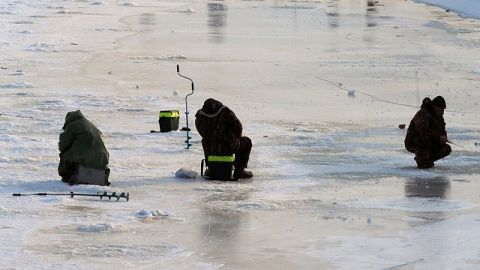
top-left (0, 82), bottom-right (34, 88)
top-left (0, 205), bottom-right (22, 214)
top-left (135, 209), bottom-right (170, 219)
top-left (26, 42), bottom-right (58, 52)
top-left (175, 168), bottom-right (198, 179)
top-left (0, 134), bottom-right (17, 143)
top-left (128, 55), bottom-right (188, 61)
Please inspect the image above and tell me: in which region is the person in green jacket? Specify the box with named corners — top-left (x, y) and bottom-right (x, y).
top-left (58, 110), bottom-right (110, 185)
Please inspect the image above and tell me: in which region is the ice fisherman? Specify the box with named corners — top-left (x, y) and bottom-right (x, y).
top-left (195, 98), bottom-right (253, 179)
top-left (58, 110), bottom-right (110, 185)
top-left (404, 96), bottom-right (451, 169)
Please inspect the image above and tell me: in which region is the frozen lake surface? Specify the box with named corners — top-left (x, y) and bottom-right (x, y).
top-left (1, 0), bottom-right (480, 269)
top-left (416, 0), bottom-right (480, 19)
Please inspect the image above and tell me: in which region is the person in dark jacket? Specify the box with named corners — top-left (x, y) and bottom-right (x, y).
top-left (195, 98), bottom-right (253, 179)
top-left (404, 96), bottom-right (451, 168)
top-left (58, 110), bottom-right (110, 184)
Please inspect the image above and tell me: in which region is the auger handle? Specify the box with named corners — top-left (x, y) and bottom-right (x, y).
top-left (12, 193), bottom-right (48, 196)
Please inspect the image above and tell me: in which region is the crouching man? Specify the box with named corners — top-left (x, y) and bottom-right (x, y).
top-left (195, 98), bottom-right (253, 179)
top-left (404, 96), bottom-right (451, 169)
top-left (58, 110), bottom-right (110, 185)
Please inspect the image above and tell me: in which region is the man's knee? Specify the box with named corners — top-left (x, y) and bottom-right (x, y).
top-left (438, 144), bottom-right (451, 158)
top-left (240, 136), bottom-right (252, 149)
top-left (444, 144), bottom-right (452, 155)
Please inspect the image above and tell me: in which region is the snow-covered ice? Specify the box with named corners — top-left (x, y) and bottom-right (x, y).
top-left (1, 0), bottom-right (480, 269)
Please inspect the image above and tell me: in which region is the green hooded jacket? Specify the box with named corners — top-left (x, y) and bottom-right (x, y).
top-left (59, 110), bottom-right (109, 169)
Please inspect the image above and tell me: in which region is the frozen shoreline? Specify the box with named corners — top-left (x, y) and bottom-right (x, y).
top-left (1, 0), bottom-right (480, 269)
top-left (415, 0), bottom-right (480, 20)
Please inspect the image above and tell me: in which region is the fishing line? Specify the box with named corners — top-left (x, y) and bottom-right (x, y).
top-left (315, 76), bottom-right (479, 114)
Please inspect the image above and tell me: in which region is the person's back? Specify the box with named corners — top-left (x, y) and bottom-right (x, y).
top-left (58, 110), bottom-right (110, 185)
top-left (195, 99), bottom-right (242, 155)
top-left (195, 99), bottom-right (253, 179)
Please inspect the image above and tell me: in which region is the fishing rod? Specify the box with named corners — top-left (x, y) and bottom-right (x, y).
top-left (176, 64), bottom-right (195, 149)
top-left (447, 140), bottom-right (465, 148)
top-left (12, 191), bottom-right (129, 201)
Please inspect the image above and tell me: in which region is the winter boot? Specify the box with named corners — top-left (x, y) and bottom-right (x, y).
top-left (415, 156), bottom-right (434, 169)
top-left (233, 169), bottom-right (253, 179)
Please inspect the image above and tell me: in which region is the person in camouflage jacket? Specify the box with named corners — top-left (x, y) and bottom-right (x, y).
top-left (58, 110), bottom-right (110, 183)
top-left (404, 96), bottom-right (451, 168)
top-left (195, 98), bottom-right (253, 179)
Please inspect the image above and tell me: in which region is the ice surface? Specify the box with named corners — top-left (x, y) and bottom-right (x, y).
top-left (1, 0), bottom-right (480, 269)
top-left (314, 214), bottom-right (480, 269)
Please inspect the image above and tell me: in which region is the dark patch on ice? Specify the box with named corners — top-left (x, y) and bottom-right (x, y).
top-left (271, 5), bottom-right (316, 10)
top-left (57, 204), bottom-right (103, 212)
top-left (35, 243), bottom-right (183, 258)
top-left (13, 21), bottom-right (34, 24)
top-left (0, 82), bottom-right (34, 88)
top-left (378, 16), bottom-right (395, 20)
top-left (34, 99), bottom-right (66, 111)
top-left (93, 28), bottom-right (138, 33)
top-left (10, 92), bottom-right (34, 97)
top-left (404, 176), bottom-right (450, 198)
top-left (424, 21), bottom-right (473, 34)
top-left (139, 13), bottom-right (156, 25)
top-left (207, 1), bottom-right (227, 43)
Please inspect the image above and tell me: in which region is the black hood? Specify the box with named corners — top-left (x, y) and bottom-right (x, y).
top-left (196, 98), bottom-right (226, 118)
top-left (203, 99), bottom-right (223, 114)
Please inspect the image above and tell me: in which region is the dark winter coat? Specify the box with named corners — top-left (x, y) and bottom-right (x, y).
top-left (195, 99), bottom-right (242, 155)
top-left (404, 102), bottom-right (447, 152)
top-left (59, 110), bottom-right (109, 169)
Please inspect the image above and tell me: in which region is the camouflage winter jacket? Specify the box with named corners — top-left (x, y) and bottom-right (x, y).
top-left (195, 99), bottom-right (242, 155)
top-left (59, 110), bottom-right (109, 169)
top-left (404, 102), bottom-right (447, 151)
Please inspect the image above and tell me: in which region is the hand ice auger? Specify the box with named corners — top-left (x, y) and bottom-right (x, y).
top-left (12, 191), bottom-right (130, 201)
top-left (177, 64), bottom-right (195, 149)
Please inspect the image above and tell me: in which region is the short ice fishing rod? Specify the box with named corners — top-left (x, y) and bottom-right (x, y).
top-left (176, 64), bottom-right (195, 149)
top-left (447, 140), bottom-right (465, 148)
top-left (12, 191), bottom-right (129, 201)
